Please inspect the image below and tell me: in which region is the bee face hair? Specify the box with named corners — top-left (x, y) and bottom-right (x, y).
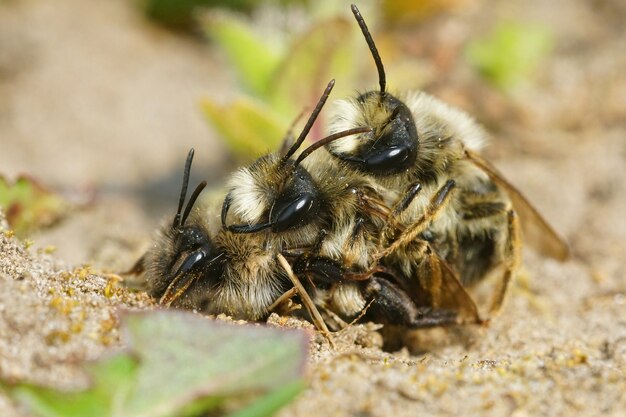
top-left (327, 91), bottom-right (419, 176)
top-left (224, 154), bottom-right (322, 233)
top-left (144, 149), bottom-right (225, 307)
top-left (221, 79), bottom-right (371, 237)
top-left (324, 5), bottom-right (419, 177)
top-left (219, 80), bottom-right (337, 236)
top-left (143, 154), bottom-right (292, 320)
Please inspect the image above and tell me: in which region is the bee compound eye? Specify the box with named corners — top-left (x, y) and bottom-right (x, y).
top-left (172, 247), bottom-right (224, 282)
top-left (176, 249), bottom-right (206, 276)
top-left (271, 193), bottom-right (317, 233)
top-left (365, 145), bottom-right (412, 174)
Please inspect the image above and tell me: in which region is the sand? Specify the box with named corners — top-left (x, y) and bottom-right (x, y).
top-left (0, 0), bottom-right (624, 416)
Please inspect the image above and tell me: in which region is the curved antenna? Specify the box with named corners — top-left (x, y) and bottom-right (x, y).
top-left (173, 149), bottom-right (195, 229)
top-left (351, 4), bottom-right (386, 94)
top-left (295, 127), bottom-right (372, 166)
top-left (181, 181), bottom-right (207, 227)
top-left (220, 192), bottom-right (232, 228)
top-left (281, 79), bottom-right (335, 162)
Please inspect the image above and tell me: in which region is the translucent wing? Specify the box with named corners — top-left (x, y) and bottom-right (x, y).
top-left (389, 245), bottom-right (482, 325)
top-left (429, 252), bottom-right (482, 324)
top-left (466, 150), bottom-right (570, 261)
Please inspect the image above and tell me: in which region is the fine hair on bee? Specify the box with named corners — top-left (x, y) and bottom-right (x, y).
top-left (324, 4), bottom-right (570, 315)
top-left (135, 78), bottom-right (480, 333)
top-left (211, 74), bottom-right (483, 330)
top-left (137, 80), bottom-right (378, 323)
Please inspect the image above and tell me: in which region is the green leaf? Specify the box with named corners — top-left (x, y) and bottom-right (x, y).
top-left (269, 16), bottom-right (353, 117)
top-left (12, 385), bottom-right (110, 417)
top-left (205, 13), bottom-right (283, 98)
top-left (227, 380), bottom-right (306, 417)
top-left (3, 310), bottom-right (308, 417)
top-left (0, 175), bottom-right (71, 237)
top-left (201, 10), bottom-right (370, 157)
top-left (122, 311), bottom-right (307, 416)
top-left (465, 22), bottom-right (553, 90)
top-left (201, 97), bottom-right (288, 159)
top-left (9, 356), bottom-right (137, 417)
top-left (381, 0), bottom-right (474, 23)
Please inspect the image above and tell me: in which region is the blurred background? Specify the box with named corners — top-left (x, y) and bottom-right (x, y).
top-left (0, 0), bottom-right (624, 275)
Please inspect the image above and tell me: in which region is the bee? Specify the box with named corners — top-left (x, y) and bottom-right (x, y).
top-left (324, 4), bottom-right (570, 314)
top-left (136, 79), bottom-right (480, 332)
top-left (136, 80), bottom-right (360, 321)
top-left (220, 80), bottom-right (481, 329)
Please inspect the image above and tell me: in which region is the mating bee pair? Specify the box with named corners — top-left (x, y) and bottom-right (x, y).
top-left (133, 5), bottom-right (569, 334)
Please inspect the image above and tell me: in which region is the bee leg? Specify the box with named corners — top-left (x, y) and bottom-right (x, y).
top-left (347, 217), bottom-right (365, 248)
top-left (119, 254), bottom-right (150, 290)
top-left (267, 287), bottom-right (300, 314)
top-left (488, 209), bottom-right (521, 313)
top-left (293, 255), bottom-right (345, 284)
top-left (390, 182), bottom-right (423, 221)
top-left (377, 182), bottom-right (423, 243)
top-left (277, 254), bottom-right (335, 347)
top-left (378, 179), bottom-right (457, 259)
top-left (281, 229), bottom-right (329, 264)
top-left (355, 188), bottom-right (391, 220)
top-left (122, 254), bottom-right (145, 275)
top-left (312, 228), bottom-right (329, 255)
top-left (364, 276), bottom-right (459, 328)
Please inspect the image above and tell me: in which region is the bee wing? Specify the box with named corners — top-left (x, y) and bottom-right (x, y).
top-left (465, 150), bottom-right (570, 261)
top-left (399, 248), bottom-right (481, 324)
top-left (434, 254), bottom-right (482, 324)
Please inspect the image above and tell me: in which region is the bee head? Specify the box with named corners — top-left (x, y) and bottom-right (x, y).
top-left (325, 4), bottom-right (419, 177)
top-left (222, 80), bottom-right (370, 234)
top-left (222, 154), bottom-right (322, 234)
top-left (146, 149), bottom-right (225, 306)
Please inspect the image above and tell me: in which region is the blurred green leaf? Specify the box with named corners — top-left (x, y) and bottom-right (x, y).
top-left (3, 310), bottom-right (308, 417)
top-left (205, 13), bottom-right (283, 98)
top-left (269, 16), bottom-right (353, 116)
top-left (201, 12), bottom-right (357, 159)
top-left (0, 175), bottom-right (71, 237)
top-left (465, 22), bottom-right (553, 89)
top-left (201, 97), bottom-right (288, 158)
top-left (11, 355), bottom-right (137, 417)
top-left (382, 0), bottom-right (474, 23)
top-left (228, 380), bottom-right (306, 417)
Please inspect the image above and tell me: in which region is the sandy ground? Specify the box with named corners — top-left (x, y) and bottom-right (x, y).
top-left (0, 0), bottom-right (625, 416)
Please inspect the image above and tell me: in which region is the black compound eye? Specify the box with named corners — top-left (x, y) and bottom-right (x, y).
top-left (365, 145), bottom-right (411, 173)
top-left (173, 249), bottom-right (207, 278)
top-left (225, 164), bottom-right (321, 235)
top-left (361, 102), bottom-right (417, 175)
top-left (331, 94), bottom-right (418, 177)
top-left (171, 226), bottom-right (223, 278)
top-left (271, 193), bottom-right (317, 233)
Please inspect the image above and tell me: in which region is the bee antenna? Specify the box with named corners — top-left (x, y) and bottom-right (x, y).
top-left (174, 149), bottom-right (195, 230)
top-left (351, 4), bottom-right (386, 95)
top-left (281, 79), bottom-right (335, 162)
top-left (181, 181), bottom-right (207, 227)
top-left (295, 127), bottom-right (372, 166)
